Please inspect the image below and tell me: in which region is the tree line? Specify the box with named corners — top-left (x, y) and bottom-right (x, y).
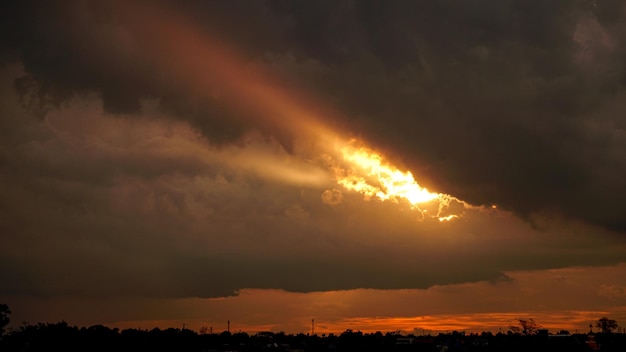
top-left (1, 304), bottom-right (624, 352)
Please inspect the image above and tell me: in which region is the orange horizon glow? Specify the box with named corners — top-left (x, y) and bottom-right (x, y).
top-left (107, 310), bottom-right (620, 335)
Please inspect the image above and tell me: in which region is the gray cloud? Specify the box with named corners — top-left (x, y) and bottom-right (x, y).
top-left (1, 1), bottom-right (626, 300)
top-left (3, 0), bottom-right (625, 232)
top-left (1, 70), bottom-right (625, 299)
top-left (259, 0), bottom-right (626, 232)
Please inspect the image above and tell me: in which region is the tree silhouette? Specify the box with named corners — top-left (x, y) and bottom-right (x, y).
top-left (508, 318), bottom-right (541, 335)
top-left (596, 317), bottom-right (618, 334)
top-left (0, 304), bottom-right (10, 336)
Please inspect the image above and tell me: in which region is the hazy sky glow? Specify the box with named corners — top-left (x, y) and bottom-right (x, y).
top-left (1, 0), bottom-right (626, 334)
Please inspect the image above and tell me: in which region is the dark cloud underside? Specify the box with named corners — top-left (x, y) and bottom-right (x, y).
top-left (1, 0), bottom-right (626, 299)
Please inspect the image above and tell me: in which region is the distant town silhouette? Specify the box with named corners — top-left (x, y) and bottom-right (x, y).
top-left (1, 305), bottom-right (624, 351)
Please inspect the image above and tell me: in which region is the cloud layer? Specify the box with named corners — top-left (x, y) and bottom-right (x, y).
top-left (3, 0), bottom-right (626, 232)
top-left (4, 264), bottom-right (626, 333)
top-left (1, 0), bottom-right (625, 303)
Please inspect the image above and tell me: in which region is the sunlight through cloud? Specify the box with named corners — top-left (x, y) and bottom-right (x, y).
top-left (331, 140), bottom-right (470, 221)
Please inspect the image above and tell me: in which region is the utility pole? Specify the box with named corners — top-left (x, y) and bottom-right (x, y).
top-left (312, 319), bottom-right (315, 335)
top-left (228, 320), bottom-right (230, 333)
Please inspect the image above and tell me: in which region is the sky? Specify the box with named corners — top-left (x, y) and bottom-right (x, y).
top-left (1, 0), bottom-right (626, 334)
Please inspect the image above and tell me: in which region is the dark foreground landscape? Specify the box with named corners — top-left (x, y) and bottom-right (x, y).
top-left (1, 322), bottom-right (625, 352)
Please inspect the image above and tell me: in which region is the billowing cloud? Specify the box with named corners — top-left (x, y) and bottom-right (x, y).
top-left (1, 63), bottom-right (625, 299)
top-left (2, 0), bottom-right (626, 233)
top-left (0, 0), bottom-right (625, 334)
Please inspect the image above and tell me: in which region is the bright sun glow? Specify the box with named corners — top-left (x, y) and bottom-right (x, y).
top-left (332, 140), bottom-right (469, 221)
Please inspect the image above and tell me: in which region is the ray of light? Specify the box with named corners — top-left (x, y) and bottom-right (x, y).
top-left (110, 0), bottom-right (477, 221)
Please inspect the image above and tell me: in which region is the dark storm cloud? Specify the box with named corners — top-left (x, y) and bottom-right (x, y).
top-left (2, 0), bottom-right (625, 232)
top-left (0, 91), bottom-right (624, 300)
top-left (261, 0), bottom-right (626, 233)
top-left (0, 0), bottom-right (257, 143)
top-left (1, 0), bottom-right (626, 300)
